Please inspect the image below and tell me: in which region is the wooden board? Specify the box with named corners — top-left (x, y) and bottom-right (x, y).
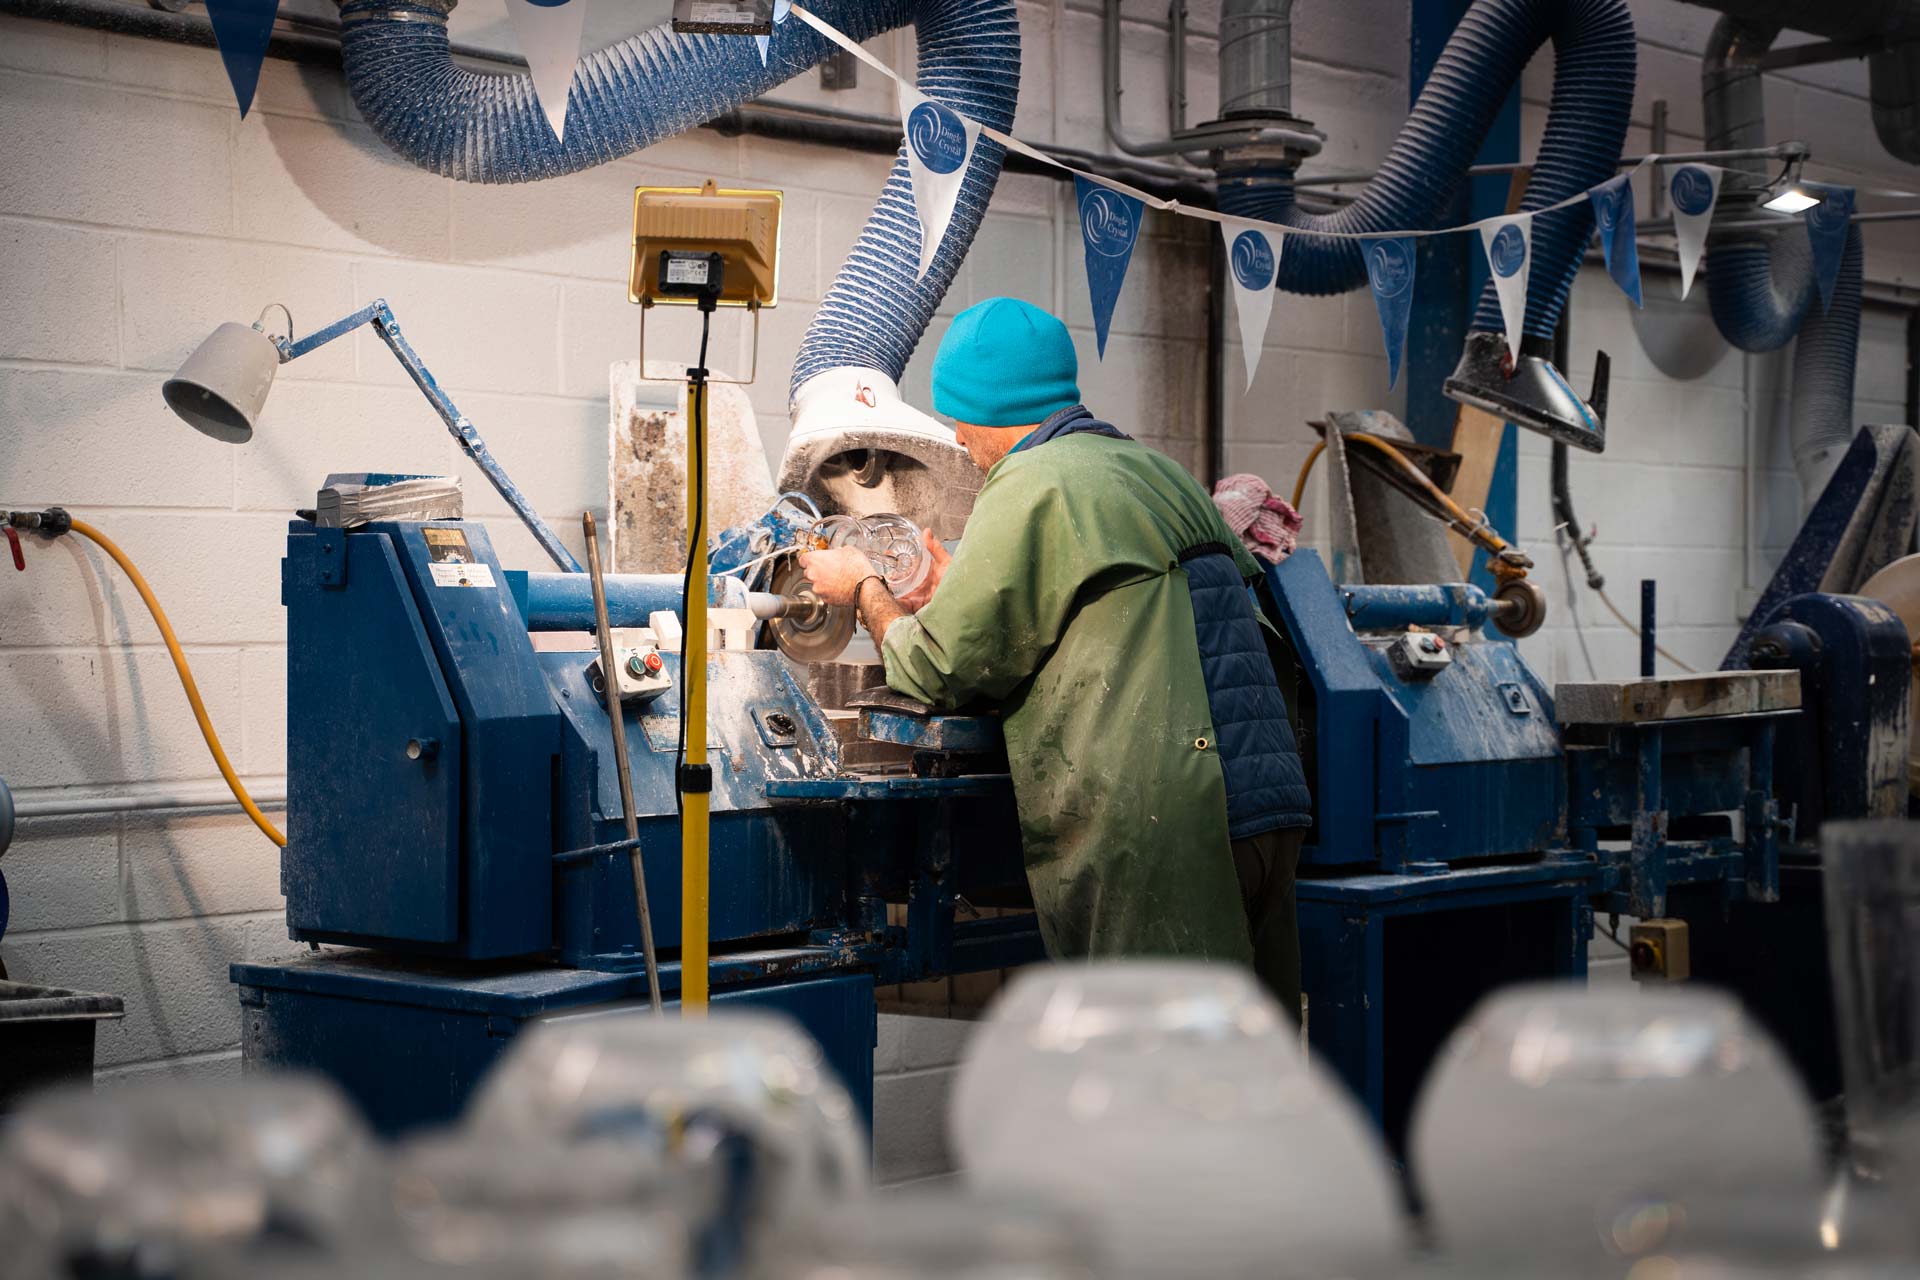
top-left (1554, 670), bottom-right (1802, 725)
top-left (1447, 404), bottom-right (1508, 579)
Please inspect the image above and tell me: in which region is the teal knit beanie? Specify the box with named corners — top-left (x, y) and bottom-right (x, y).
top-left (932, 297), bottom-right (1081, 427)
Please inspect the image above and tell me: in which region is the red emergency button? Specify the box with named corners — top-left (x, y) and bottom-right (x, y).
top-left (644, 652), bottom-right (664, 673)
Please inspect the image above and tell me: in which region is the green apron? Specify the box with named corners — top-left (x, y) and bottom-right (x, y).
top-left (879, 433), bottom-right (1264, 963)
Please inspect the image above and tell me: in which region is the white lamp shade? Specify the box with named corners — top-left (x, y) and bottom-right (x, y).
top-left (161, 321), bottom-right (281, 443)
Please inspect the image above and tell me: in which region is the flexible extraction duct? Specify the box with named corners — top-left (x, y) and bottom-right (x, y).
top-left (337, 0), bottom-right (1016, 401)
top-left (1694, 5), bottom-right (1875, 503)
top-left (1790, 226), bottom-right (1866, 503)
top-left (1215, 0), bottom-right (1634, 346)
top-left (334, 0), bottom-right (1016, 532)
top-left (1685, 0), bottom-right (1920, 163)
top-left (1213, 0), bottom-right (1634, 451)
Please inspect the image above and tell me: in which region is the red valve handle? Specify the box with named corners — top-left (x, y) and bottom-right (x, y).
top-left (4, 526), bottom-right (22, 572)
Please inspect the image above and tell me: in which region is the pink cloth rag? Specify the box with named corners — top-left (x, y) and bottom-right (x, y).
top-left (1211, 473), bottom-right (1303, 565)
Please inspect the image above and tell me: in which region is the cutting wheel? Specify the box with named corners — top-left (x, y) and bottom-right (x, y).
top-left (767, 558), bottom-right (856, 663)
top-left (1856, 553), bottom-right (1920, 791)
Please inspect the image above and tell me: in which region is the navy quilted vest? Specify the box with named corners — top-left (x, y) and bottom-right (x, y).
top-left (1180, 546), bottom-right (1312, 838)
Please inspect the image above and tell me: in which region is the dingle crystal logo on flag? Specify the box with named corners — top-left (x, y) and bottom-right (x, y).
top-left (898, 84), bottom-right (982, 279)
top-left (1670, 165), bottom-right (1716, 217)
top-left (1076, 175), bottom-right (1147, 358)
top-left (1366, 238), bottom-right (1412, 299)
top-left (1231, 229), bottom-right (1276, 291)
top-left (1364, 237), bottom-right (1416, 389)
top-left (907, 101), bottom-right (969, 175)
top-left (1479, 216), bottom-right (1532, 362)
top-left (1489, 224), bottom-right (1526, 278)
top-left (1667, 163), bottom-right (1721, 300)
top-left (1081, 185), bottom-right (1142, 260)
top-left (1588, 172), bottom-right (1642, 307)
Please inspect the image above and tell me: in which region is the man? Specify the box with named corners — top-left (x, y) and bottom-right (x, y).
top-left (800, 297), bottom-right (1312, 1011)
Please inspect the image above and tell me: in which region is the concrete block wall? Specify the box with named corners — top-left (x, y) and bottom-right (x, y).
top-left (0, 0), bottom-right (1914, 1099)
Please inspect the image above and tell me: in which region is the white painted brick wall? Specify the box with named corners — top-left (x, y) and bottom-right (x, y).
top-left (0, 3), bottom-right (1912, 1114)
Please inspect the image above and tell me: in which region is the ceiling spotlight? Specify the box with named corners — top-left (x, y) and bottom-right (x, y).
top-left (1764, 186), bottom-right (1822, 214)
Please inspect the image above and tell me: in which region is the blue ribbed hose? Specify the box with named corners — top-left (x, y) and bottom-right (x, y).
top-left (335, 0), bottom-right (1020, 403)
top-left (1216, 0), bottom-right (1635, 344)
top-left (1706, 228), bottom-right (1816, 353)
top-left (1789, 226), bottom-right (1864, 499)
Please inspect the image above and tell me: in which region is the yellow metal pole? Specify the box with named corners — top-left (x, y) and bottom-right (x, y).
top-left (681, 368), bottom-right (711, 1015)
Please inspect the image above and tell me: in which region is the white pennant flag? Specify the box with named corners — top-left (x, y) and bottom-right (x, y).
top-left (1218, 218), bottom-right (1282, 391)
top-left (507, 0), bottom-right (588, 143)
top-left (899, 83), bottom-right (982, 278)
top-left (755, 0), bottom-right (792, 66)
top-left (1667, 163), bottom-right (1721, 299)
top-left (1479, 215), bottom-right (1532, 363)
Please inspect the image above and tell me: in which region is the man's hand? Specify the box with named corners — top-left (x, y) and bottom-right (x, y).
top-left (798, 546), bottom-right (911, 646)
top-left (895, 527), bottom-right (951, 613)
top-left (798, 547), bottom-right (878, 606)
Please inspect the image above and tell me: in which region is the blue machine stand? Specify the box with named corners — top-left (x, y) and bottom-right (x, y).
top-left (1298, 857), bottom-right (1597, 1143)
top-left (233, 954), bottom-right (879, 1136)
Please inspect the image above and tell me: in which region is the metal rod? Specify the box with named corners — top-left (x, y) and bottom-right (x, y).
top-left (681, 329), bottom-right (713, 1017)
top-left (11, 779), bottom-right (288, 820)
top-left (1637, 209), bottom-right (1920, 235)
top-left (1168, 0), bottom-right (1188, 136)
top-left (276, 300), bottom-right (583, 573)
top-left (1641, 579), bottom-right (1657, 679)
top-left (1289, 141), bottom-right (1809, 189)
top-left (583, 511), bottom-right (663, 1015)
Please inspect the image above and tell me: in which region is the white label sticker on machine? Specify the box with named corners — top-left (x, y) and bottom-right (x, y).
top-left (429, 562), bottom-right (495, 588)
top-left (665, 257), bottom-right (710, 286)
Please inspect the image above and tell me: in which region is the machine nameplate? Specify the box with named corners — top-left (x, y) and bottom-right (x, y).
top-left (429, 562), bottom-right (494, 588)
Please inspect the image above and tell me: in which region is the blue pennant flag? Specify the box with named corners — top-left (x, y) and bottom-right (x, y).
top-left (1363, 237), bottom-right (1416, 389)
top-left (1802, 181), bottom-right (1856, 314)
top-left (1587, 172), bottom-right (1642, 308)
top-left (1074, 175), bottom-right (1145, 360)
top-left (205, 0), bottom-right (281, 118)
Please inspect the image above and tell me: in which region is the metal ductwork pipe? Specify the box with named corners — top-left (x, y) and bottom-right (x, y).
top-left (1690, 0), bottom-right (1889, 502)
top-left (1685, 0), bottom-right (1920, 161)
top-left (1870, 42), bottom-right (1920, 162)
top-left (1791, 226), bottom-right (1866, 509)
top-left (1218, 0), bottom-right (1293, 119)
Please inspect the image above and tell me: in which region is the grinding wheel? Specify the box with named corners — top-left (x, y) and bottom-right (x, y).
top-left (767, 558), bottom-right (856, 663)
top-left (1856, 553), bottom-right (1920, 791)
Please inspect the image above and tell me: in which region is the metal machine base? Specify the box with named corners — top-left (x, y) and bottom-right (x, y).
top-left (1299, 857), bottom-right (1598, 1149)
top-left (232, 952), bottom-right (878, 1137)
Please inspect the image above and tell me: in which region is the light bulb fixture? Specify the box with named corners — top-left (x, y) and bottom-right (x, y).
top-left (161, 299), bottom-right (582, 572)
top-left (1764, 186), bottom-right (1822, 214)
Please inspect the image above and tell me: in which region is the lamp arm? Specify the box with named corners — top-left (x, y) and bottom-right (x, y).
top-left (277, 299), bottom-right (585, 574)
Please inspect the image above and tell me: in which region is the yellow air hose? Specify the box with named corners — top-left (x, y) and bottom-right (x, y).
top-left (64, 518), bottom-right (288, 847)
